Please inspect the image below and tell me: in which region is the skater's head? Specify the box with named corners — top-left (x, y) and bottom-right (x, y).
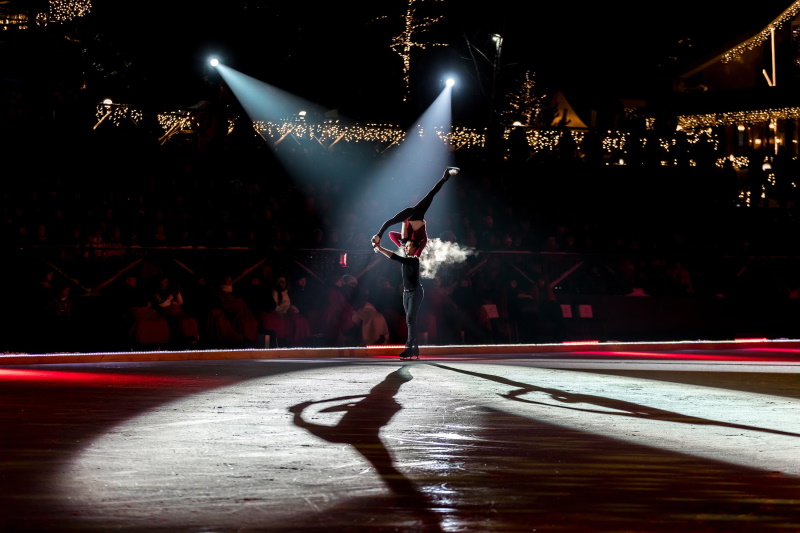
top-left (404, 238), bottom-right (421, 257)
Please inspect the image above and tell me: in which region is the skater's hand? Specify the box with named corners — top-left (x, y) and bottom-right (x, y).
top-left (371, 235), bottom-right (381, 247)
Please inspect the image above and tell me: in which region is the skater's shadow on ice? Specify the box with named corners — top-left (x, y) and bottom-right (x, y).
top-left (289, 365), bottom-right (442, 531)
top-left (432, 363), bottom-right (800, 439)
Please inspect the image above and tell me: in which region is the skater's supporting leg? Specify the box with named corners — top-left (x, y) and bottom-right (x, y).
top-left (403, 286), bottom-right (423, 354)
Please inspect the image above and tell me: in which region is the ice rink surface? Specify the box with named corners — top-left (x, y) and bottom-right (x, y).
top-left (2, 346), bottom-right (800, 532)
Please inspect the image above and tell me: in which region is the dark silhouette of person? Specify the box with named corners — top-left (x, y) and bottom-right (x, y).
top-left (289, 366), bottom-right (442, 531)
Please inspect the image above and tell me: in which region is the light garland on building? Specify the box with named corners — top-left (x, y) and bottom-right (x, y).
top-left (49, 0), bottom-right (91, 23)
top-left (524, 129), bottom-right (558, 152)
top-left (441, 126), bottom-right (485, 150)
top-left (716, 155), bottom-right (750, 170)
top-left (157, 111), bottom-right (193, 132)
top-left (723, 0), bottom-right (800, 62)
top-left (91, 101), bottom-right (779, 163)
top-left (678, 108), bottom-right (800, 129)
top-left (94, 103), bottom-right (142, 128)
top-left (2, 12), bottom-right (31, 30)
top-left (253, 120), bottom-right (408, 146)
top-left (3, 0), bottom-right (90, 28)
top-left (249, 118), bottom-right (489, 151)
top-left (522, 129), bottom-right (586, 152)
top-left (154, 111), bottom-right (194, 144)
top-left (602, 132), bottom-right (628, 153)
top-left (738, 189), bottom-right (753, 207)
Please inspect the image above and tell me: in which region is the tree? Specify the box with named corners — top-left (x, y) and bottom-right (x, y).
top-left (501, 70), bottom-right (550, 127)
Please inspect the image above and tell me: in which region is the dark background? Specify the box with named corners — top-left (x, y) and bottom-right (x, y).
top-left (3, 0), bottom-right (794, 125)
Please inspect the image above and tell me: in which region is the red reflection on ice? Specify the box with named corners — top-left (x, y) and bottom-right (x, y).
top-left (743, 348), bottom-right (800, 354)
top-left (0, 368), bottom-right (231, 387)
top-left (572, 350), bottom-right (799, 362)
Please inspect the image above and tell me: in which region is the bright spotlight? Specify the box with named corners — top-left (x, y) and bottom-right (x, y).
top-left (209, 58), bottom-right (219, 67)
top-left (445, 78), bottom-right (456, 87)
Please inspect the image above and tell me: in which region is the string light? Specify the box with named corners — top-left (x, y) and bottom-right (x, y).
top-left (157, 111), bottom-right (193, 131)
top-left (679, 107), bottom-right (800, 129)
top-left (503, 70), bottom-right (548, 126)
top-left (49, 0), bottom-right (91, 23)
top-left (84, 101), bottom-right (789, 167)
top-left (440, 126), bottom-right (486, 150)
top-left (2, 0), bottom-right (91, 28)
top-left (602, 132), bottom-right (629, 153)
top-left (388, 0), bottom-right (448, 101)
top-left (2, 12), bottom-right (31, 30)
top-left (723, 0), bottom-right (800, 62)
top-left (738, 189), bottom-right (752, 207)
top-left (716, 155), bottom-right (750, 170)
top-left (94, 103), bottom-right (142, 128)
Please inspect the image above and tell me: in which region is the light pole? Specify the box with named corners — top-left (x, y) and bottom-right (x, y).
top-left (490, 33), bottom-right (504, 117)
top-left (486, 33), bottom-right (504, 159)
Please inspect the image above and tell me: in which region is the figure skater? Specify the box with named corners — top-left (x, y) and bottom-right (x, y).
top-left (371, 166), bottom-right (459, 256)
top-left (373, 237), bottom-right (424, 359)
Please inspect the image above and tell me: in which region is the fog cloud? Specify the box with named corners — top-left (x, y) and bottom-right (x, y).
top-left (419, 238), bottom-right (477, 279)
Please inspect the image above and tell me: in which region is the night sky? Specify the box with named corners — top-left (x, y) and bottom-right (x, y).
top-left (3, 0), bottom-right (797, 124)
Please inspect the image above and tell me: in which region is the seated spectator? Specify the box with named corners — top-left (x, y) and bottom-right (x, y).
top-left (320, 274), bottom-right (361, 346)
top-left (350, 281), bottom-right (390, 345)
top-left (42, 282), bottom-right (78, 353)
top-left (151, 275), bottom-right (199, 348)
top-left (266, 275), bottom-right (311, 347)
top-left (205, 275), bottom-right (259, 348)
top-left (115, 275), bottom-right (171, 349)
top-left (426, 274), bottom-right (461, 344)
top-left (507, 278), bottom-right (539, 343)
top-left (451, 276), bottom-right (482, 343)
top-left (291, 274), bottom-right (325, 341)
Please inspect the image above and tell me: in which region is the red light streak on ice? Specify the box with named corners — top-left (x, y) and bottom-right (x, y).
top-left (0, 369), bottom-right (233, 387)
top-left (743, 347), bottom-right (800, 354)
top-left (572, 351), bottom-right (798, 362)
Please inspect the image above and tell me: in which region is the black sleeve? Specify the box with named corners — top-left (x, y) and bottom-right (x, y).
top-left (389, 253), bottom-right (415, 265)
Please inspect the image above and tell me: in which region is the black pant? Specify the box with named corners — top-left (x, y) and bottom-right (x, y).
top-left (402, 286), bottom-right (424, 349)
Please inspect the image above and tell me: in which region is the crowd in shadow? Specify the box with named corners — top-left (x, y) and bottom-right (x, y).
top-left (8, 146), bottom-right (800, 353)
top-left (5, 83), bottom-right (800, 352)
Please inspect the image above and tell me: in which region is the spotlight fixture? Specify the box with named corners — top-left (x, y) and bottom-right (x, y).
top-left (446, 78), bottom-right (456, 87)
top-left (209, 58), bottom-right (220, 67)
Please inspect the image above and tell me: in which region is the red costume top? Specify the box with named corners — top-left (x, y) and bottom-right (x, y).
top-left (388, 220), bottom-right (427, 257)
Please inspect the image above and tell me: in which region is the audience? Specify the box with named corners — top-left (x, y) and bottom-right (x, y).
top-left (262, 275), bottom-right (311, 348)
top-left (205, 274), bottom-right (260, 348)
top-left (151, 274), bottom-right (200, 348)
top-left (5, 84), bottom-right (800, 352)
